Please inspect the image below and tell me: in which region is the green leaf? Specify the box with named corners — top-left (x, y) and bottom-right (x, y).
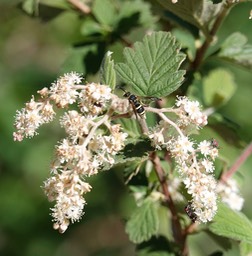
top-left (21, 0), bottom-right (69, 16)
top-left (99, 137), bottom-right (152, 172)
top-left (126, 199), bottom-right (159, 243)
top-left (117, 0), bottom-right (157, 29)
top-left (116, 118), bottom-right (141, 138)
top-left (136, 236), bottom-right (175, 256)
top-left (60, 47), bottom-right (91, 74)
top-left (100, 51), bottom-right (116, 90)
top-left (155, 0), bottom-right (222, 38)
top-left (22, 0), bottom-right (38, 16)
top-left (137, 250), bottom-right (174, 256)
top-left (60, 44), bottom-right (104, 75)
top-left (240, 241), bottom-right (252, 256)
top-left (218, 32), bottom-right (252, 69)
top-left (38, 0), bottom-right (70, 9)
top-left (92, 0), bottom-right (117, 27)
top-left (172, 28), bottom-right (196, 61)
top-left (80, 19), bottom-right (103, 37)
top-left (203, 69), bottom-right (236, 108)
top-left (209, 203), bottom-right (252, 244)
top-left (114, 137), bottom-right (153, 165)
top-left (115, 31), bottom-right (186, 97)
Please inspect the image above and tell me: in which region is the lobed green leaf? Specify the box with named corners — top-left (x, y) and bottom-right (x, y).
top-left (115, 31), bottom-right (186, 98)
top-left (126, 199), bottom-right (159, 243)
top-left (209, 203), bottom-right (252, 244)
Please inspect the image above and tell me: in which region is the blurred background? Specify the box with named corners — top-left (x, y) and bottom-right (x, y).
top-left (0, 1), bottom-right (252, 256)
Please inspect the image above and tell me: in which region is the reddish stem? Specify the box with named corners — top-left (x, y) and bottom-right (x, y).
top-left (67, 0), bottom-right (91, 14)
top-left (221, 142), bottom-right (252, 182)
top-left (190, 3), bottom-right (231, 71)
top-left (149, 152), bottom-right (188, 255)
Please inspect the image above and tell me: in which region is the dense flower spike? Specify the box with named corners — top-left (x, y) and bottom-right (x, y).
top-left (147, 97), bottom-right (218, 223)
top-left (175, 96), bottom-right (208, 128)
top-left (13, 72), bottom-right (129, 232)
top-left (13, 96), bottom-right (56, 141)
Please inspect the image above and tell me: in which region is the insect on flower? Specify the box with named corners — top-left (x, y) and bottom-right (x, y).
top-left (185, 203), bottom-right (198, 223)
top-left (118, 86), bottom-right (161, 118)
top-left (210, 138), bottom-right (219, 149)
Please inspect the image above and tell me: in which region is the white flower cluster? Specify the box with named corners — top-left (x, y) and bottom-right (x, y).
top-left (148, 97), bottom-right (218, 223)
top-left (78, 82), bottom-right (112, 115)
top-left (217, 178), bottom-right (244, 211)
top-left (13, 96), bottom-right (55, 141)
top-left (169, 137), bottom-right (218, 223)
top-left (175, 96), bottom-right (208, 128)
top-left (13, 72), bottom-right (128, 233)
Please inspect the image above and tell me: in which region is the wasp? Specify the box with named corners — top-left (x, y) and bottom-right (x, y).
top-left (118, 87), bottom-right (161, 118)
top-left (185, 203), bottom-right (198, 223)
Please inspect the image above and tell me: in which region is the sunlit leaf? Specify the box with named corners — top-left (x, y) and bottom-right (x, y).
top-left (240, 241), bottom-right (252, 256)
top-left (218, 32), bottom-right (252, 69)
top-left (209, 203), bottom-right (252, 244)
top-left (116, 31), bottom-right (185, 97)
top-left (22, 0), bottom-right (38, 15)
top-left (116, 118), bottom-right (141, 138)
top-left (80, 19), bottom-right (103, 36)
top-left (92, 0), bottom-right (117, 27)
top-left (172, 28), bottom-right (196, 61)
top-left (203, 69), bottom-right (236, 108)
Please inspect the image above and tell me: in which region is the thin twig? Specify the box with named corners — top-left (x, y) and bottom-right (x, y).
top-left (67, 0), bottom-right (91, 14)
top-left (190, 2), bottom-right (231, 71)
top-left (221, 141), bottom-right (252, 182)
top-left (82, 109), bottom-right (113, 148)
top-left (145, 106), bottom-right (184, 137)
top-left (149, 151), bottom-right (188, 255)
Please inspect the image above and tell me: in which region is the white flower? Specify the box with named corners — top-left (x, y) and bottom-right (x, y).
top-left (201, 158), bottom-right (215, 173)
top-left (50, 72), bottom-right (82, 108)
top-left (60, 110), bottom-right (92, 139)
top-left (184, 100), bottom-right (200, 119)
top-left (167, 178), bottom-right (184, 202)
top-left (169, 136), bottom-right (194, 161)
top-left (198, 140), bottom-right (211, 156)
top-left (217, 179), bottom-right (244, 211)
top-left (175, 96), bottom-right (208, 128)
top-left (149, 125), bottom-right (165, 149)
top-left (13, 96), bottom-right (55, 140)
top-left (78, 83), bottom-right (112, 115)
